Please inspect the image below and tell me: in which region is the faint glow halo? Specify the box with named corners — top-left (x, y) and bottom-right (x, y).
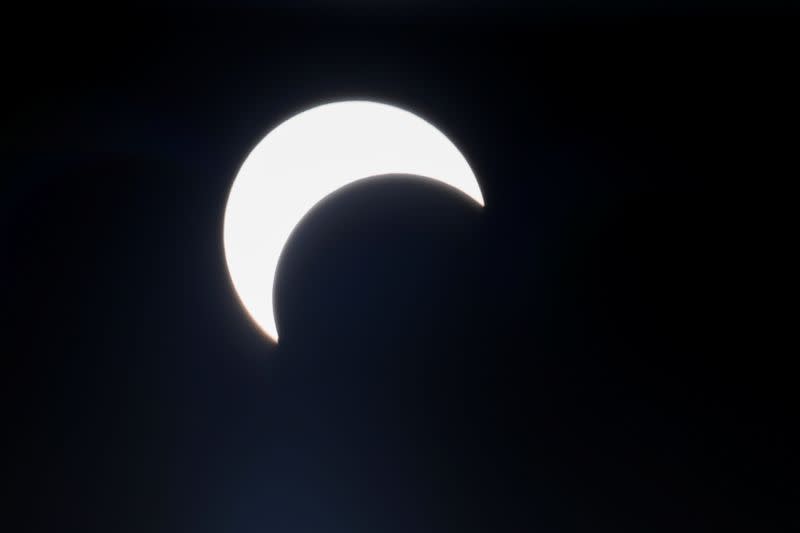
top-left (223, 100), bottom-right (485, 342)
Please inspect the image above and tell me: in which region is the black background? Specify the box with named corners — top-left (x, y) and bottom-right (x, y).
top-left (4, 5), bottom-right (797, 532)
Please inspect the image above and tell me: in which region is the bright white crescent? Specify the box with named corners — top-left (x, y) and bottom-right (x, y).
top-left (223, 100), bottom-right (485, 342)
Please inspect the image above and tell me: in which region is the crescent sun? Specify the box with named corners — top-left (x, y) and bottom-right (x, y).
top-left (223, 100), bottom-right (485, 343)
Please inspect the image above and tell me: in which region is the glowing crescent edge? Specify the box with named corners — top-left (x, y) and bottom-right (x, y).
top-left (223, 100), bottom-right (485, 342)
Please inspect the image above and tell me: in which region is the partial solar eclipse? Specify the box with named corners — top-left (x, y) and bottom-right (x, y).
top-left (223, 100), bottom-right (485, 343)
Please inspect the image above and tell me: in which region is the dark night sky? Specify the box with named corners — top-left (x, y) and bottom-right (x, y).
top-left (3, 5), bottom-right (797, 532)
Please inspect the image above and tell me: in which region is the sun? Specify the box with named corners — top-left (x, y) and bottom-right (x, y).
top-left (223, 100), bottom-right (484, 343)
